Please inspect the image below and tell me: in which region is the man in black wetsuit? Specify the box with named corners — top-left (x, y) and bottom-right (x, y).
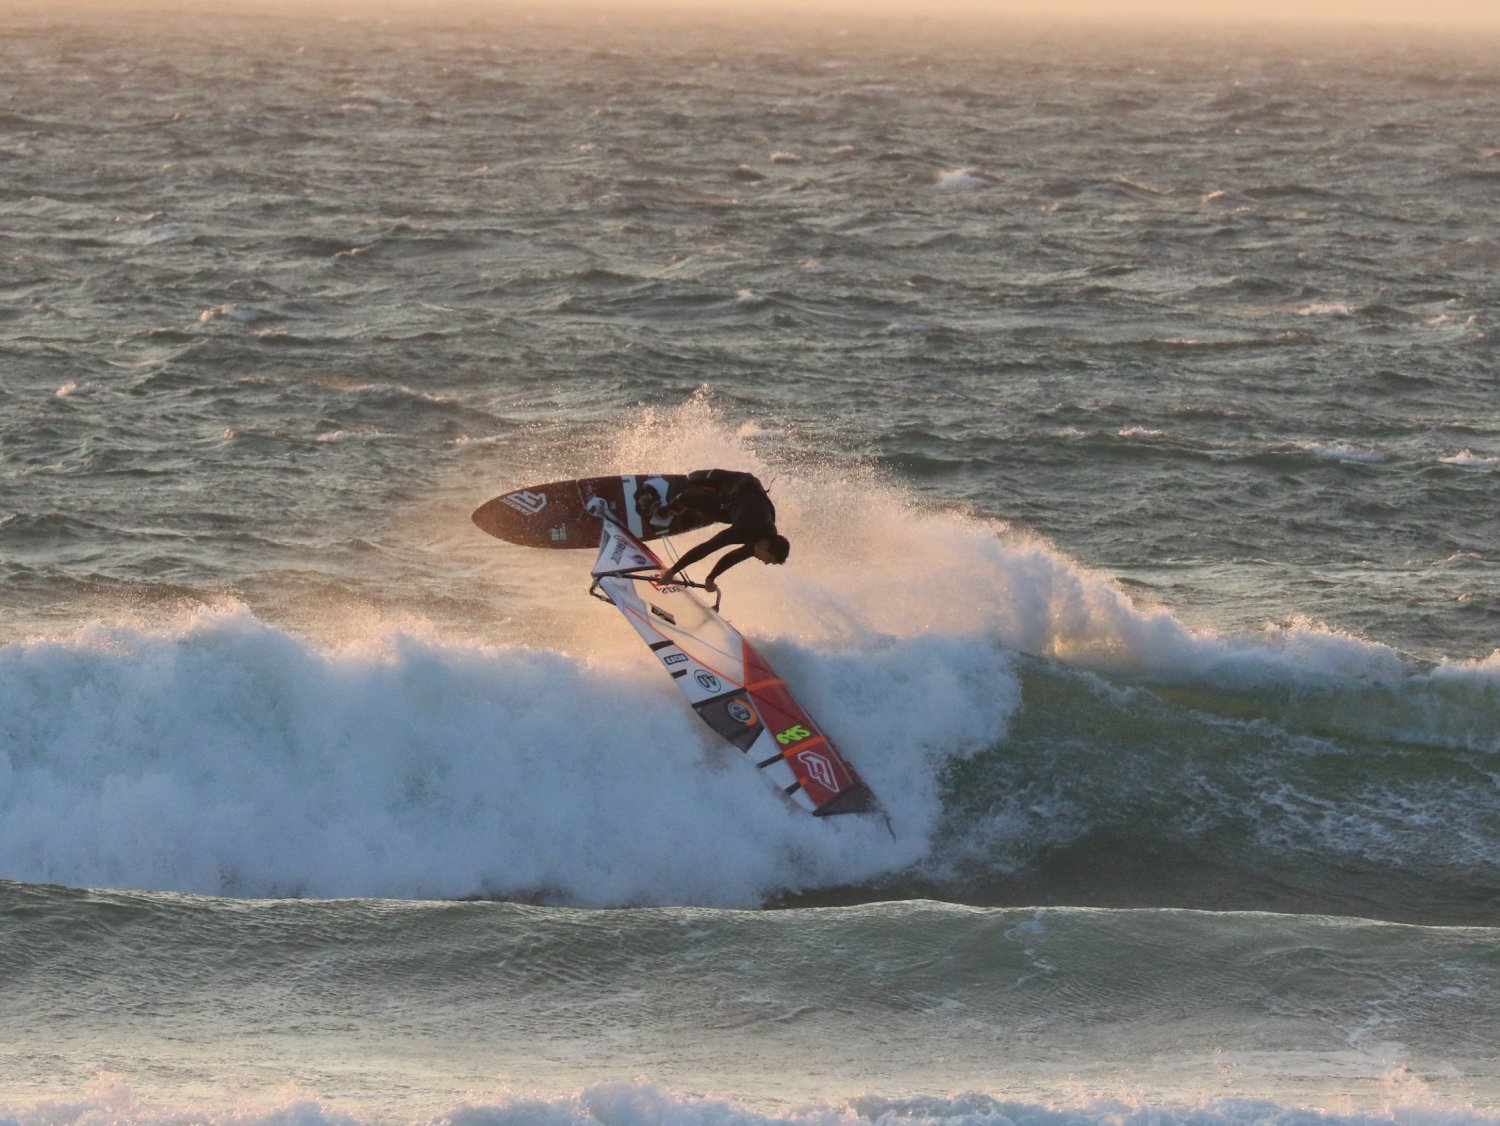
top-left (637, 469), bottom-right (790, 592)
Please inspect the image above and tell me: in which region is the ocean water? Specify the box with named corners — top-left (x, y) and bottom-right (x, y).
top-left (3, 2), bottom-right (1500, 1124)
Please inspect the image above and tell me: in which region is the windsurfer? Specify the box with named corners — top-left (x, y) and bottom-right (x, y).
top-left (636, 468), bottom-right (790, 591)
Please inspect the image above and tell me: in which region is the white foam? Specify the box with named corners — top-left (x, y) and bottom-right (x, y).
top-left (1441, 449), bottom-right (1500, 467)
top-left (936, 167), bottom-right (1001, 189)
top-left (1298, 441), bottom-right (1390, 465)
top-left (314, 429), bottom-right (396, 442)
top-left (0, 602), bottom-right (981, 903)
top-left (54, 380), bottom-right (103, 398)
top-left (198, 303), bottom-right (259, 323)
top-left (3, 1077), bottom-right (1494, 1126)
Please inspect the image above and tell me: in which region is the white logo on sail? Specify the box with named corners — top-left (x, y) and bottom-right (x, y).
top-left (502, 490), bottom-right (547, 515)
top-left (796, 750), bottom-right (837, 791)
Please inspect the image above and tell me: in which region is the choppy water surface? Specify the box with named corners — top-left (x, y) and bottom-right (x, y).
top-left (3, 3), bottom-right (1500, 1124)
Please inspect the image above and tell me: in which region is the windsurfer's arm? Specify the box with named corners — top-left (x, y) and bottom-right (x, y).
top-left (703, 544), bottom-right (755, 590)
top-left (661, 527), bottom-right (736, 582)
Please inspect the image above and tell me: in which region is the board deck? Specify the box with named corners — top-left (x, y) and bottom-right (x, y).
top-left (472, 473), bottom-right (713, 549)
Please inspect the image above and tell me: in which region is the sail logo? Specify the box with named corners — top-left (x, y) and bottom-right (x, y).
top-left (727, 699), bottom-right (756, 725)
top-left (796, 750), bottom-right (837, 791)
top-left (502, 490), bottom-right (547, 516)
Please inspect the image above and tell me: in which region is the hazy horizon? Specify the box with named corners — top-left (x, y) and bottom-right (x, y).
top-left (11, 0), bottom-right (1500, 29)
top-left (675, 0), bottom-right (1500, 26)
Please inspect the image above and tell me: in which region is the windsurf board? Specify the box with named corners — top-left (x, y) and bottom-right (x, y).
top-left (472, 473), bottom-right (713, 549)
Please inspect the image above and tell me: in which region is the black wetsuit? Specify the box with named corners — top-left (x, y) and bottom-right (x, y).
top-left (658, 469), bottom-right (777, 586)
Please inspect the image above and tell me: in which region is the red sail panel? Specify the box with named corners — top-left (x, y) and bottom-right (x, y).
top-left (738, 641), bottom-right (878, 816)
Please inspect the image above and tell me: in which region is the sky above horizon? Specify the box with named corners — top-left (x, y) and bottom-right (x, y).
top-left (990, 0), bottom-right (1497, 22)
top-left (40, 0), bottom-right (1500, 33)
top-left (153, 0), bottom-right (1500, 26)
top-left (728, 0), bottom-right (1500, 25)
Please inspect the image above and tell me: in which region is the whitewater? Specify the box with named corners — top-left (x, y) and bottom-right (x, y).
top-left (6, 423), bottom-right (1500, 910)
